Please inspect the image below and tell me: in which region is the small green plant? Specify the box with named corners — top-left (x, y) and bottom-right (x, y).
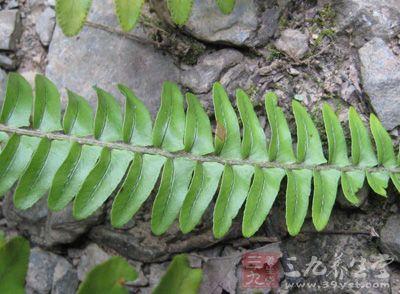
top-left (0, 235), bottom-right (202, 294)
top-left (0, 73), bottom-right (399, 239)
top-left (56, 0), bottom-right (237, 36)
top-left (0, 236), bottom-right (30, 294)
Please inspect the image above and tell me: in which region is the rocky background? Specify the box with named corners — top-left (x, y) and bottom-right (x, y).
top-left (0, 0), bottom-right (400, 293)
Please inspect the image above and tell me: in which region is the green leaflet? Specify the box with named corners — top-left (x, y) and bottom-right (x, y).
top-left (179, 162), bottom-right (224, 233)
top-left (348, 107), bottom-right (377, 167)
top-left (56, 0), bottom-right (93, 36)
top-left (0, 132), bottom-right (8, 145)
top-left (367, 114), bottom-right (396, 196)
top-left (77, 256), bottom-right (138, 294)
top-left (0, 135), bottom-right (40, 196)
top-left (73, 148), bottom-right (133, 220)
top-left (366, 171), bottom-right (389, 196)
top-left (213, 165), bottom-right (254, 238)
top-left (0, 73), bottom-right (32, 128)
top-left (0, 231), bottom-right (5, 247)
top-left (292, 101), bottom-right (326, 165)
top-left (114, 0), bottom-right (143, 32)
top-left (213, 82), bottom-right (241, 159)
top-left (236, 89), bottom-right (268, 160)
top-left (94, 87), bottom-right (123, 142)
top-left (341, 170), bottom-right (365, 205)
top-left (392, 150), bottom-right (400, 192)
top-left (0, 236), bottom-right (30, 294)
top-left (322, 103), bottom-right (350, 166)
top-left (153, 81), bottom-right (185, 152)
top-left (14, 139), bottom-right (72, 210)
top-left (216, 0), bottom-right (236, 14)
top-left (370, 114), bottom-right (396, 167)
top-left (312, 169), bottom-right (340, 231)
top-left (184, 93), bottom-right (214, 155)
top-left (119, 84), bottom-right (153, 146)
top-left (153, 254), bottom-right (203, 294)
top-left (48, 143), bottom-right (102, 211)
top-left (242, 167), bottom-right (285, 237)
top-left (167, 0), bottom-right (194, 26)
top-left (33, 75), bottom-right (62, 132)
top-left (111, 153), bottom-right (166, 228)
top-left (151, 158), bottom-right (195, 235)
top-left (286, 169), bottom-right (312, 236)
top-left (265, 92), bottom-right (296, 163)
top-left (63, 90), bottom-right (94, 137)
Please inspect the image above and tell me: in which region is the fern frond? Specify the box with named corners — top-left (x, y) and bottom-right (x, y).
top-left (0, 73), bottom-right (399, 238)
top-left (56, 0), bottom-right (93, 37)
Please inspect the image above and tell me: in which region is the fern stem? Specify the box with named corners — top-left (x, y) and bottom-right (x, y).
top-left (1, 124), bottom-right (399, 174)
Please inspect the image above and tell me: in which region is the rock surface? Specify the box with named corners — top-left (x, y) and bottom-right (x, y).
top-left (275, 29), bottom-right (309, 60)
top-left (26, 247), bottom-right (78, 294)
top-left (380, 215), bottom-right (400, 262)
top-left (0, 10), bottom-right (22, 50)
top-left (180, 49), bottom-right (243, 93)
top-left (331, 0), bottom-right (400, 46)
top-left (35, 7), bottom-right (55, 46)
top-left (359, 38), bottom-right (400, 130)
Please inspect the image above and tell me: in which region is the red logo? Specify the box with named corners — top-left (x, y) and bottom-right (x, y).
top-left (241, 252), bottom-right (281, 289)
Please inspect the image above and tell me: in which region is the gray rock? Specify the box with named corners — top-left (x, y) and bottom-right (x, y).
top-left (89, 218), bottom-right (242, 262)
top-left (77, 243), bottom-right (110, 281)
top-left (152, 0), bottom-right (283, 47)
top-left (336, 185), bottom-right (369, 209)
top-left (359, 38), bottom-right (400, 130)
top-left (3, 193), bottom-right (103, 247)
top-left (0, 53), bottom-right (17, 70)
top-left (0, 69), bottom-right (6, 100)
top-left (0, 10), bottom-right (22, 50)
top-left (380, 215), bottom-right (400, 262)
top-left (27, 247), bottom-right (78, 294)
top-left (36, 7), bottom-right (56, 46)
top-left (180, 49), bottom-right (243, 94)
top-left (331, 0), bottom-right (400, 46)
top-left (46, 1), bottom-right (179, 116)
top-left (275, 29), bottom-right (309, 60)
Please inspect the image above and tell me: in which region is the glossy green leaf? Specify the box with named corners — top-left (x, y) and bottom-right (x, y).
top-left (77, 256), bottom-right (137, 294)
top-left (119, 84), bottom-right (152, 146)
top-left (94, 87), bottom-right (123, 142)
top-left (366, 171), bottom-right (389, 197)
top-left (265, 92), bottom-right (295, 163)
top-left (0, 73), bottom-right (32, 128)
top-left (151, 158), bottom-right (195, 235)
top-left (56, 0), bottom-right (93, 36)
top-left (348, 107), bottom-right (377, 167)
top-left (286, 169), bottom-right (312, 236)
top-left (48, 143), bottom-right (102, 211)
top-left (312, 169), bottom-right (340, 231)
top-left (0, 236), bottom-right (30, 294)
top-left (167, 0), bottom-right (194, 25)
top-left (111, 154), bottom-right (166, 228)
top-left (216, 0), bottom-right (236, 14)
top-left (242, 167), bottom-right (285, 237)
top-left (153, 82), bottom-right (185, 152)
top-left (14, 139), bottom-right (71, 209)
top-left (322, 103), bottom-right (349, 166)
top-left (236, 89), bottom-right (268, 160)
top-left (114, 0), bottom-right (143, 32)
top-left (213, 165), bottom-right (254, 238)
top-left (179, 162), bottom-right (224, 233)
top-left (153, 254), bottom-right (202, 294)
top-left (33, 74), bottom-right (62, 132)
top-left (341, 170), bottom-right (365, 205)
top-left (370, 114), bottom-right (396, 167)
top-left (63, 90), bottom-right (94, 137)
top-left (73, 149), bottom-right (133, 220)
top-left (0, 135), bottom-right (40, 196)
top-left (213, 82), bottom-right (241, 159)
top-left (292, 100), bottom-right (326, 165)
top-left (184, 93), bottom-right (214, 155)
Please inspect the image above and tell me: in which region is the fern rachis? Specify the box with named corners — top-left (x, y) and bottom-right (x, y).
top-left (0, 73), bottom-right (399, 238)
